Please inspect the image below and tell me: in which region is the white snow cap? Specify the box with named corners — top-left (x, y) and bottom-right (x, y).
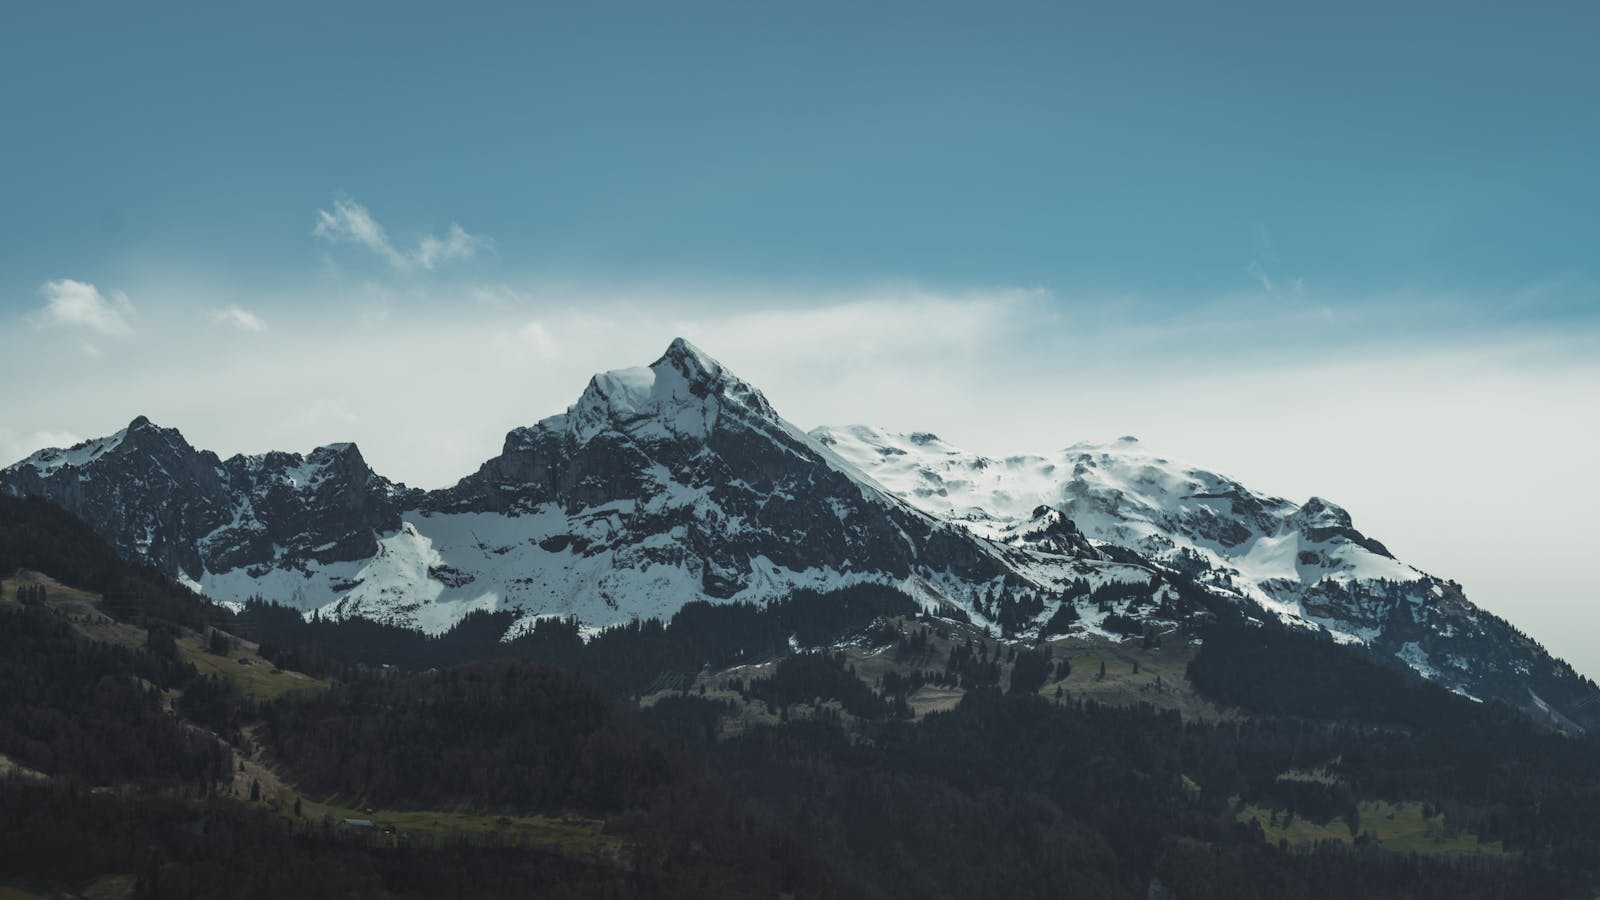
top-left (7, 414), bottom-right (167, 474)
top-left (564, 337), bottom-right (777, 445)
top-left (14, 428), bottom-right (130, 474)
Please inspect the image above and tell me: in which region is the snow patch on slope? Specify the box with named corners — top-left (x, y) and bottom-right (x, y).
top-left (816, 425), bottom-right (1426, 644)
top-left (14, 429), bottom-right (129, 474)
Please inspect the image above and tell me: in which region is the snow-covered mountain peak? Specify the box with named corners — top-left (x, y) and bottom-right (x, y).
top-left (658, 335), bottom-right (719, 379)
top-left (12, 427), bottom-right (130, 474)
top-left (304, 441), bottom-right (374, 473)
top-left (122, 414), bottom-right (176, 439)
top-left (560, 337), bottom-right (778, 446)
top-left (227, 440), bottom-right (380, 491)
top-left (118, 415), bottom-right (215, 463)
top-left (1293, 496), bottom-right (1354, 530)
top-left (9, 416), bottom-right (202, 476)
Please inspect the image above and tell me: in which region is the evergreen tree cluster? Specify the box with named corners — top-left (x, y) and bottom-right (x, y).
top-left (1007, 648), bottom-right (1052, 695)
top-left (745, 652), bottom-right (888, 719)
top-left (678, 686), bottom-right (1593, 899)
top-left (0, 604), bottom-right (230, 786)
top-left (0, 494), bottom-right (223, 630)
top-left (939, 637), bottom-right (1003, 689)
top-left (0, 776), bottom-right (831, 899)
top-left (261, 661), bottom-right (682, 815)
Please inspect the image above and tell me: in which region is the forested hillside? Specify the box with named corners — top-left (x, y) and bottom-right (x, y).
top-left (3, 496), bottom-right (1600, 898)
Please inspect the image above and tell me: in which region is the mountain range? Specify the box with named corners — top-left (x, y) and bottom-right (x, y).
top-left (5, 338), bottom-right (1595, 727)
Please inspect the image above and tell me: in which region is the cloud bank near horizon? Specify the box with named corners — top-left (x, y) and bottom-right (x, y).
top-left (1, 273), bottom-right (1596, 681)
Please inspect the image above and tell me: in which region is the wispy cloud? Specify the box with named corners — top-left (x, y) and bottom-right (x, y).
top-left (1246, 260), bottom-right (1274, 292)
top-left (1248, 226), bottom-right (1305, 297)
top-left (209, 304), bottom-right (267, 332)
top-left (518, 320), bottom-right (557, 354)
top-left (35, 279), bottom-right (134, 336)
top-left (1246, 260), bottom-right (1305, 297)
top-left (416, 224), bottom-right (484, 270)
top-left (312, 196), bottom-right (488, 271)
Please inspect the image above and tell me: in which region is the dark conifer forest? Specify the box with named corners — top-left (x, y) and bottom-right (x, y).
top-left (3, 494), bottom-right (1600, 898)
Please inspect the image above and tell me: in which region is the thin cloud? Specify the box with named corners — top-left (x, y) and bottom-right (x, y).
top-left (209, 304), bottom-right (267, 332)
top-left (1246, 261), bottom-right (1274, 292)
top-left (312, 196), bottom-right (489, 271)
top-left (1247, 261), bottom-right (1306, 297)
top-left (417, 224), bottom-right (484, 270)
top-left (518, 320), bottom-right (557, 354)
top-left (35, 279), bottom-right (134, 335)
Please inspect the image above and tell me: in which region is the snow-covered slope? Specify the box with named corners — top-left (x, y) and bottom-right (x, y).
top-left (811, 427), bottom-right (1417, 636)
top-left (813, 424), bottom-right (1596, 720)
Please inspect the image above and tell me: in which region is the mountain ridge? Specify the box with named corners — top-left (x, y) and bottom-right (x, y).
top-left (4, 338), bottom-right (1595, 727)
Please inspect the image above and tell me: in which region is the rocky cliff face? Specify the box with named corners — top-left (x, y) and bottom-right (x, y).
top-left (3, 417), bottom-right (235, 580)
top-left (207, 442), bottom-right (409, 575)
top-left (2, 416), bottom-right (408, 592)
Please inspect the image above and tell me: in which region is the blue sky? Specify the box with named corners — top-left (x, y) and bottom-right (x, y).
top-left (5, 1), bottom-right (1597, 305)
top-left (1, 2), bottom-right (1598, 673)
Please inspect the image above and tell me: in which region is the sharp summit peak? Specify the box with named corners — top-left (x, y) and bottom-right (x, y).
top-left (649, 336), bottom-right (727, 380)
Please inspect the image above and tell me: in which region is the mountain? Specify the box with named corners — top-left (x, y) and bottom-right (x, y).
top-left (0, 341), bottom-right (1192, 635)
top-left (3, 339), bottom-right (1595, 726)
top-left (406, 336), bottom-right (1038, 626)
top-left (814, 425), bottom-right (1598, 727)
top-left (1, 416), bottom-right (410, 603)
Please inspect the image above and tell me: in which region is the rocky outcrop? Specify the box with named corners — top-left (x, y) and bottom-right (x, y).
top-left (2, 417), bottom-right (409, 583)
